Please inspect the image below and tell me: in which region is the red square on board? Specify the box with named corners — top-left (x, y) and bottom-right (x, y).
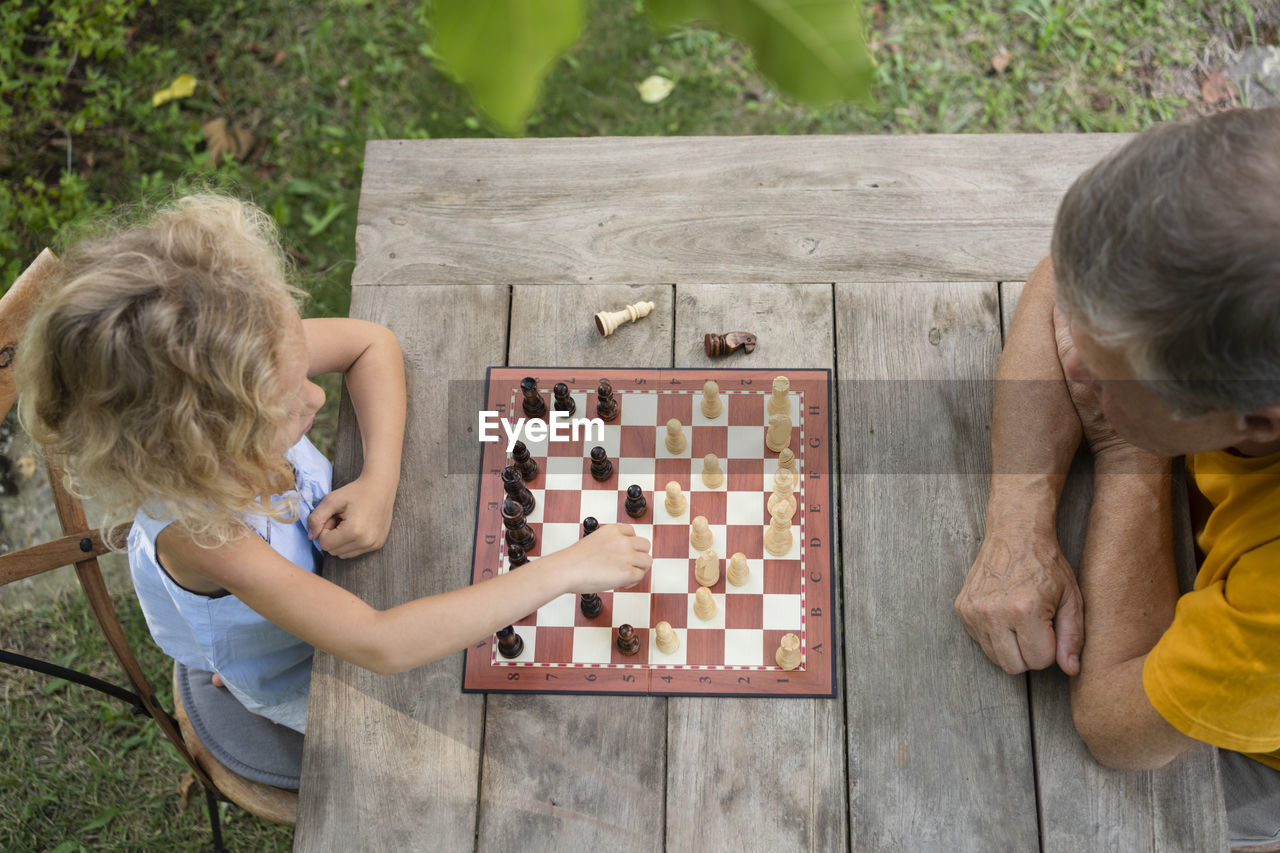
top-left (724, 593), bottom-right (764, 629)
top-left (547, 434), bottom-right (585, 457)
top-left (728, 393), bottom-right (764, 426)
top-left (650, 593), bottom-right (689, 629)
top-left (684, 630), bottom-right (726, 666)
top-left (655, 458), bottom-right (691, 490)
top-left (657, 393), bottom-right (693, 425)
top-left (688, 491), bottom-right (726, 526)
top-left (543, 489), bottom-right (581, 523)
top-left (689, 426), bottom-right (728, 460)
top-left (620, 425), bottom-right (656, 458)
top-left (533, 626), bottom-right (574, 662)
top-left (725, 525), bottom-right (764, 560)
top-left (725, 457), bottom-right (763, 492)
top-left (652, 524), bottom-right (691, 558)
top-left (763, 561), bottom-right (802, 594)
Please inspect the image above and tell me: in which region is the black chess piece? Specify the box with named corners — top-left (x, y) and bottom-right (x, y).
top-left (589, 446), bottom-right (613, 482)
top-left (616, 624), bottom-right (640, 656)
top-left (501, 498), bottom-right (536, 552)
top-left (552, 382), bottom-right (576, 417)
top-left (596, 379), bottom-right (618, 422)
top-left (521, 376), bottom-right (547, 418)
top-left (624, 484), bottom-right (647, 519)
top-left (582, 516), bottom-right (599, 536)
top-left (501, 465), bottom-right (536, 516)
top-left (511, 440), bottom-right (538, 482)
top-left (496, 625), bottom-right (524, 659)
top-left (507, 546), bottom-right (528, 568)
top-left (579, 592), bottom-right (603, 618)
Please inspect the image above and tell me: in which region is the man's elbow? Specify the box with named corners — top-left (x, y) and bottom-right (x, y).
top-left (1071, 704), bottom-right (1186, 771)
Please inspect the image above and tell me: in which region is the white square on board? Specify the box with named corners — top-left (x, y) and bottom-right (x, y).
top-left (723, 628), bottom-right (764, 666)
top-left (571, 626), bottom-right (614, 664)
top-left (762, 594), bottom-right (803, 631)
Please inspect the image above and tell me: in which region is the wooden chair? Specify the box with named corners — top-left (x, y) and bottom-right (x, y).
top-left (0, 250), bottom-right (300, 849)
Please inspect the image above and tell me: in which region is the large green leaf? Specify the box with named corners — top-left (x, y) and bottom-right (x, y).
top-left (645, 0), bottom-right (872, 105)
top-left (430, 0), bottom-right (587, 134)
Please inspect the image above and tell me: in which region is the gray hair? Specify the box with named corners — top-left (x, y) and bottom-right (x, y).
top-left (1052, 107), bottom-right (1280, 416)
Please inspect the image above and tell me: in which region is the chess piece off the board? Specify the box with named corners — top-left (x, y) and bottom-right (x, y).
top-left (727, 552), bottom-right (749, 586)
top-left (701, 453), bottom-right (723, 489)
top-left (521, 376), bottom-right (547, 418)
top-left (501, 465), bottom-right (536, 515)
top-left (690, 515), bottom-right (713, 551)
top-left (497, 626), bottom-right (524, 659)
top-left (700, 380), bottom-right (722, 418)
top-left (695, 548), bottom-right (719, 587)
top-left (766, 413), bottom-right (793, 453)
top-left (664, 481), bottom-right (687, 516)
top-left (595, 300), bottom-right (655, 337)
top-left (654, 621), bottom-right (679, 654)
top-left (552, 382), bottom-right (576, 416)
top-left (665, 418), bottom-right (687, 454)
top-left (502, 499), bottom-right (536, 552)
top-left (764, 502), bottom-right (793, 556)
top-left (704, 331), bottom-right (757, 358)
top-left (767, 468), bottom-right (797, 520)
top-left (512, 440), bottom-right (538, 482)
top-left (775, 633), bottom-right (801, 670)
top-left (596, 380), bottom-right (619, 422)
top-left (589, 445), bottom-right (613, 482)
top-left (616, 623), bottom-right (641, 656)
top-left (693, 586), bottom-right (716, 620)
top-left (768, 375), bottom-right (790, 416)
top-left (624, 484), bottom-right (648, 519)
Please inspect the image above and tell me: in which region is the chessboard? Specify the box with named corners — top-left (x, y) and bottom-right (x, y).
top-left (463, 367), bottom-right (836, 698)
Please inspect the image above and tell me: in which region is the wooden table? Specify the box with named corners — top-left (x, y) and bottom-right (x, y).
top-left (295, 136), bottom-right (1228, 851)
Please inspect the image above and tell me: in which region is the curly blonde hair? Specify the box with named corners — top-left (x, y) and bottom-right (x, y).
top-left (17, 194), bottom-right (307, 546)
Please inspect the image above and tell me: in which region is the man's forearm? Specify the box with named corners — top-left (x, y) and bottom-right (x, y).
top-left (989, 257), bottom-right (1082, 529)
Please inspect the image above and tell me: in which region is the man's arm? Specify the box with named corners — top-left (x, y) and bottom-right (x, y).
top-left (955, 257), bottom-right (1086, 674)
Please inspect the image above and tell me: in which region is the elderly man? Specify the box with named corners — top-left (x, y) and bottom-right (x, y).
top-left (955, 107), bottom-right (1280, 849)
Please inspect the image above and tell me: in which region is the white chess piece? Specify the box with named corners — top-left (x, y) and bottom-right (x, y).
top-left (665, 418), bottom-right (687, 454)
top-left (690, 515), bottom-right (714, 551)
top-left (594, 300), bottom-right (655, 337)
top-left (767, 467), bottom-right (797, 520)
top-left (664, 481), bottom-right (687, 516)
top-left (775, 633), bottom-right (801, 670)
top-left (727, 552), bottom-right (750, 586)
top-left (768, 375), bottom-right (790, 416)
top-left (764, 502), bottom-right (792, 556)
top-left (655, 621), bottom-right (680, 654)
top-left (766, 413), bottom-right (792, 453)
top-left (693, 586), bottom-right (716, 620)
top-left (695, 548), bottom-right (720, 587)
top-left (700, 379), bottom-right (722, 418)
top-left (701, 453), bottom-right (724, 489)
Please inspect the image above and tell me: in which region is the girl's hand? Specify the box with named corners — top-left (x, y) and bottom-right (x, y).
top-left (308, 475), bottom-right (396, 559)
top-left (553, 523), bottom-right (652, 594)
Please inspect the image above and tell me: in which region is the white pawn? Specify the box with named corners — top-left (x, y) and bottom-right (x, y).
top-left (701, 379), bottom-right (722, 419)
top-left (767, 467), bottom-right (797, 520)
top-left (665, 418), bottom-right (687, 454)
top-left (690, 515), bottom-right (713, 551)
top-left (693, 586), bottom-right (717, 620)
top-left (664, 481), bottom-right (687, 516)
top-left (768, 375), bottom-right (790, 416)
top-left (727, 552), bottom-right (749, 587)
top-left (695, 548), bottom-right (719, 587)
top-left (775, 633), bottom-right (801, 670)
top-left (655, 621), bottom-right (680, 654)
top-left (701, 452), bottom-right (723, 489)
top-left (764, 502), bottom-right (793, 556)
top-left (766, 413), bottom-right (792, 453)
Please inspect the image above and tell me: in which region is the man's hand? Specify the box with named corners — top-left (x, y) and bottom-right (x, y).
top-left (308, 475), bottom-right (396, 559)
top-left (956, 523), bottom-right (1084, 675)
top-left (1052, 305), bottom-right (1133, 458)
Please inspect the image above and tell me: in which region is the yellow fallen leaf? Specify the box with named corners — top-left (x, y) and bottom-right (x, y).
top-left (637, 75), bottom-right (675, 104)
top-left (200, 117), bottom-right (253, 164)
top-left (152, 74), bottom-right (198, 107)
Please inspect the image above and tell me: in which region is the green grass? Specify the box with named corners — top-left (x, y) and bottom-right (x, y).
top-left (2, 0), bottom-right (1274, 847)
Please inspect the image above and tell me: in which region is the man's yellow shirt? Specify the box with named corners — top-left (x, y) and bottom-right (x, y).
top-left (1143, 450), bottom-right (1280, 770)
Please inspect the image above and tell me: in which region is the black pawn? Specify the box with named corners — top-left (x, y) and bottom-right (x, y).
top-left (582, 516), bottom-right (599, 536)
top-left (552, 382), bottom-right (576, 417)
top-left (521, 376), bottom-right (547, 418)
top-left (589, 446), bottom-right (613, 482)
top-left (507, 547), bottom-right (528, 568)
top-left (596, 379), bottom-right (618, 422)
top-left (616, 624), bottom-right (640, 656)
top-left (501, 498), bottom-right (536, 552)
top-left (501, 465), bottom-right (536, 516)
top-left (579, 517), bottom-right (603, 617)
top-left (624, 484), bottom-right (647, 519)
top-left (496, 625), bottom-right (524, 659)
top-left (512, 440), bottom-right (538, 482)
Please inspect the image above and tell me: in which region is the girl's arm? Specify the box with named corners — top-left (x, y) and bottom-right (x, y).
top-left (157, 522), bottom-right (652, 673)
top-left (301, 317), bottom-right (406, 558)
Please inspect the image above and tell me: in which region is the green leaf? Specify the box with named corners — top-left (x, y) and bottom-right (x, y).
top-left (80, 806), bottom-right (120, 832)
top-left (645, 0), bottom-right (872, 105)
top-left (429, 0), bottom-right (586, 134)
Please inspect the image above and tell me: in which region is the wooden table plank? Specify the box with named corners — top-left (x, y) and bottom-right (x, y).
top-left (999, 282), bottom-right (1229, 852)
top-left (475, 284), bottom-right (672, 852)
top-left (354, 135), bottom-right (1130, 288)
top-left (295, 284), bottom-right (508, 851)
top-left (836, 281), bottom-right (1040, 850)
top-left (665, 283), bottom-right (847, 853)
